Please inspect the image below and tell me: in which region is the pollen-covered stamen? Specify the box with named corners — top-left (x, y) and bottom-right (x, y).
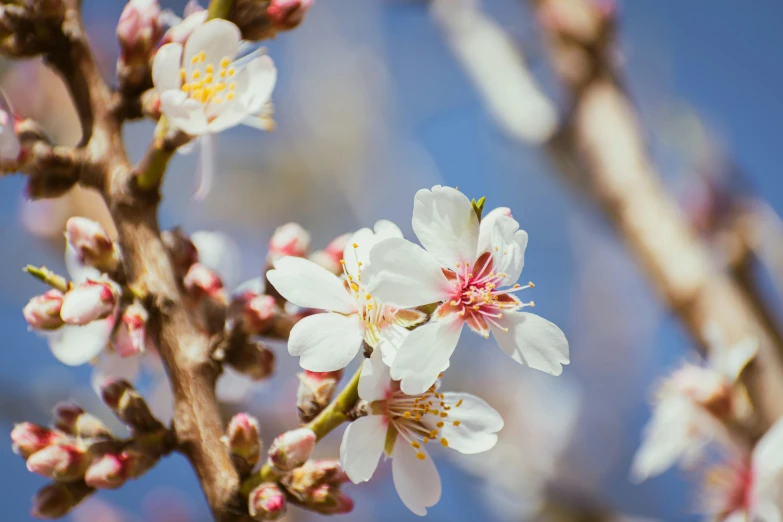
top-left (180, 51), bottom-right (238, 106)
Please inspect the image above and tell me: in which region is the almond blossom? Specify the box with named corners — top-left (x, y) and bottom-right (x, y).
top-left (363, 185), bottom-right (569, 395)
top-left (267, 220), bottom-right (427, 373)
top-left (339, 349), bottom-right (503, 515)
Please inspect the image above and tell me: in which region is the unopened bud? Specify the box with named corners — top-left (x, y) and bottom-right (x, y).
top-left (84, 453), bottom-right (127, 489)
top-left (26, 444), bottom-right (91, 481)
top-left (60, 279), bottom-right (119, 325)
top-left (267, 0), bottom-right (314, 32)
top-left (100, 379), bottom-right (164, 434)
top-left (224, 413), bottom-right (261, 474)
top-left (52, 403), bottom-right (112, 439)
top-left (304, 484), bottom-right (354, 515)
top-left (268, 428), bottom-right (316, 471)
top-left (32, 482), bottom-right (92, 519)
top-left (248, 483), bottom-right (286, 521)
top-left (162, 227), bottom-right (198, 278)
top-left (308, 233), bottom-right (351, 274)
top-left (287, 459), bottom-right (350, 496)
top-left (268, 223), bottom-right (311, 261)
top-left (65, 217), bottom-right (120, 274)
top-left (242, 294), bottom-right (277, 335)
top-left (11, 423), bottom-right (65, 459)
top-left (117, 0), bottom-right (162, 58)
top-left (296, 370), bottom-right (342, 424)
top-left (115, 301), bottom-right (149, 357)
top-left (184, 263), bottom-right (225, 299)
top-left (23, 290), bottom-right (65, 330)
top-left (184, 263), bottom-right (227, 334)
top-left (225, 340), bottom-right (275, 381)
top-left (309, 459), bottom-right (350, 485)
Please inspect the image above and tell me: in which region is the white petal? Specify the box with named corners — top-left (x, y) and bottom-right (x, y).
top-left (152, 43), bottom-right (183, 93)
top-left (242, 55), bottom-right (277, 114)
top-left (90, 351), bottom-right (141, 395)
top-left (424, 392), bottom-right (503, 454)
top-left (183, 19), bottom-right (240, 73)
top-left (288, 313), bottom-right (364, 372)
top-left (377, 322), bottom-right (409, 367)
top-left (723, 511), bottom-right (749, 522)
top-left (193, 133), bottom-right (216, 200)
top-left (205, 66), bottom-right (251, 133)
top-left (392, 439), bottom-right (442, 516)
top-left (711, 335), bottom-right (759, 383)
top-left (412, 185), bottom-right (479, 270)
top-left (391, 319), bottom-right (462, 396)
top-left (46, 320), bottom-right (112, 366)
top-left (267, 256), bottom-right (355, 313)
top-left (477, 207), bottom-right (511, 254)
top-left (753, 417), bottom-right (783, 492)
top-left (191, 230), bottom-right (243, 289)
top-left (374, 219), bottom-right (404, 240)
top-left (343, 220), bottom-right (403, 279)
top-left (65, 242), bottom-right (101, 283)
top-left (358, 346), bottom-right (390, 402)
top-left (754, 503), bottom-right (783, 522)
top-left (363, 238), bottom-right (452, 308)
top-left (491, 312), bottom-right (569, 376)
top-left (490, 215), bottom-right (528, 287)
top-left (160, 90), bottom-right (209, 135)
top-left (340, 415), bottom-right (386, 484)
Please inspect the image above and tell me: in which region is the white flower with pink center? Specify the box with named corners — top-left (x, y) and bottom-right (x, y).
top-left (340, 349), bottom-right (503, 516)
top-left (363, 185), bottom-right (569, 395)
top-left (267, 220), bottom-right (426, 373)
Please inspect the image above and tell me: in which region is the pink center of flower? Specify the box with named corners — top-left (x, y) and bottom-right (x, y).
top-left (438, 251), bottom-right (533, 337)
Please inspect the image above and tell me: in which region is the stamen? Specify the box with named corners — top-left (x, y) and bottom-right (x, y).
top-left (453, 420), bottom-right (461, 426)
top-left (416, 452), bottom-right (426, 460)
top-left (440, 438), bottom-right (449, 447)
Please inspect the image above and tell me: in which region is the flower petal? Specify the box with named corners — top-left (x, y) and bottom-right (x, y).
top-left (288, 313), bottom-right (363, 372)
top-left (377, 322), bottom-right (409, 367)
top-left (160, 90), bottom-right (209, 135)
top-left (267, 256), bottom-right (355, 314)
top-left (65, 242), bottom-right (101, 284)
top-left (491, 312), bottom-right (569, 376)
top-left (205, 69), bottom-right (251, 133)
top-left (183, 19), bottom-right (240, 73)
top-left (412, 185), bottom-right (479, 270)
top-left (242, 55), bottom-right (277, 114)
top-left (339, 415), bottom-right (386, 484)
top-left (342, 219), bottom-right (404, 280)
top-left (152, 43), bottom-right (184, 93)
top-left (363, 238), bottom-right (452, 308)
top-left (45, 320), bottom-right (113, 366)
top-left (753, 417), bottom-right (783, 493)
top-left (392, 439), bottom-right (442, 516)
top-left (391, 319), bottom-right (462, 395)
top-left (490, 215), bottom-right (528, 287)
top-left (477, 207), bottom-right (511, 254)
top-left (424, 392), bottom-right (503, 455)
top-left (358, 345), bottom-right (389, 402)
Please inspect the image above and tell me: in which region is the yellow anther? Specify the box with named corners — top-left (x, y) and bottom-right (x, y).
top-left (438, 373), bottom-right (444, 378)
top-left (456, 262), bottom-right (461, 268)
top-left (226, 91), bottom-right (236, 101)
top-left (191, 55), bottom-right (200, 65)
top-left (436, 421), bottom-right (444, 428)
top-left (411, 441), bottom-right (420, 449)
top-left (416, 452), bottom-right (426, 460)
top-left (198, 51), bottom-right (206, 62)
top-left (220, 57), bottom-right (231, 68)
top-left (192, 88), bottom-right (204, 101)
top-left (495, 246), bottom-right (499, 251)
top-left (404, 411), bottom-right (411, 419)
top-left (429, 430), bottom-right (438, 438)
top-left (220, 69), bottom-right (227, 78)
top-left (228, 67), bottom-right (236, 76)
top-left (414, 414), bottom-right (421, 421)
top-left (200, 89), bottom-right (210, 103)
top-left (180, 68), bottom-right (187, 80)
top-left (212, 95), bottom-right (224, 104)
top-left (422, 437), bottom-right (429, 444)
top-left (453, 420), bottom-right (461, 427)
top-left (340, 260), bottom-right (346, 265)
top-left (440, 438), bottom-right (449, 447)
top-left (529, 281), bottom-right (535, 288)
top-left (214, 82), bottom-right (226, 92)
top-left (181, 83), bottom-right (192, 92)
top-left (350, 282), bottom-right (359, 292)
top-left (192, 70), bottom-right (201, 80)
top-left (229, 81), bottom-right (237, 91)
top-left (352, 243), bottom-right (358, 248)
top-left (365, 294), bottom-right (372, 300)
top-left (455, 399), bottom-right (463, 407)
top-left (430, 410), bottom-right (439, 416)
top-left (205, 64), bottom-right (214, 74)
top-left (440, 412), bottom-right (448, 418)
top-left (205, 74), bottom-right (214, 84)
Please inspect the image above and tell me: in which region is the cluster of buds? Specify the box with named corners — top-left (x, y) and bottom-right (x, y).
top-left (296, 370), bottom-right (343, 423)
top-left (183, 263), bottom-right (228, 335)
top-left (229, 0), bottom-right (314, 42)
top-left (12, 382), bottom-right (169, 518)
top-left (281, 459), bottom-right (353, 515)
top-left (267, 223), bottom-right (312, 264)
top-left (65, 217), bottom-right (121, 275)
top-left (248, 482), bottom-right (287, 521)
top-left (116, 0), bottom-right (163, 90)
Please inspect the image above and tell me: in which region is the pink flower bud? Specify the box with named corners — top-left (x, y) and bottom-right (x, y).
top-left (115, 301), bottom-right (149, 357)
top-left (23, 290), bottom-right (65, 330)
top-left (267, 0), bottom-right (314, 31)
top-left (65, 217), bottom-right (119, 274)
top-left (225, 413), bottom-right (261, 471)
top-left (184, 263), bottom-right (224, 299)
top-left (305, 484), bottom-right (354, 515)
top-left (26, 444), bottom-right (90, 481)
top-left (268, 428), bottom-right (316, 471)
top-left (248, 483), bottom-right (287, 521)
top-left (60, 279), bottom-right (119, 325)
top-left (52, 402), bottom-right (112, 439)
top-left (32, 482), bottom-right (92, 519)
top-left (243, 294), bottom-right (277, 334)
top-left (296, 370), bottom-right (342, 423)
top-left (268, 223), bottom-right (311, 261)
top-left (308, 233), bottom-right (351, 274)
top-left (11, 423), bottom-right (64, 459)
top-left (84, 453), bottom-right (127, 489)
top-left (117, 0), bottom-right (163, 56)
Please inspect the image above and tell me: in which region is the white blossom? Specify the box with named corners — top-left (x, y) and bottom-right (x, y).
top-left (340, 349), bottom-right (503, 515)
top-left (363, 185), bottom-right (569, 394)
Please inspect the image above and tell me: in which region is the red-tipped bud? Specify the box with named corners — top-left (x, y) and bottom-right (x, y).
top-left (31, 482), bottom-right (92, 519)
top-left (308, 233), bottom-right (351, 274)
top-left (249, 483), bottom-right (287, 521)
top-left (26, 444), bottom-right (91, 481)
top-left (23, 290), bottom-right (65, 330)
top-left (84, 453), bottom-right (126, 489)
top-left (305, 484), bottom-right (354, 515)
top-left (184, 263), bottom-right (225, 299)
top-left (65, 217), bottom-right (120, 274)
top-left (242, 294), bottom-right (277, 335)
top-left (225, 340), bottom-right (276, 381)
top-left (267, 428), bottom-right (316, 471)
top-left (296, 370), bottom-right (342, 423)
top-left (224, 413), bottom-right (261, 473)
top-left (117, 0), bottom-right (162, 57)
top-left (52, 403), bottom-right (112, 439)
top-left (267, 0), bottom-right (314, 31)
top-left (100, 379), bottom-right (164, 434)
top-left (60, 279), bottom-right (119, 325)
top-left (268, 223), bottom-right (311, 261)
top-left (11, 423), bottom-right (65, 459)
top-left (115, 300), bottom-right (149, 357)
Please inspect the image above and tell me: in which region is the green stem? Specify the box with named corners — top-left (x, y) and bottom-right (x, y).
top-left (239, 364), bottom-right (363, 495)
top-left (207, 0), bottom-right (234, 20)
top-left (134, 119), bottom-right (176, 191)
top-left (25, 265), bottom-right (71, 293)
